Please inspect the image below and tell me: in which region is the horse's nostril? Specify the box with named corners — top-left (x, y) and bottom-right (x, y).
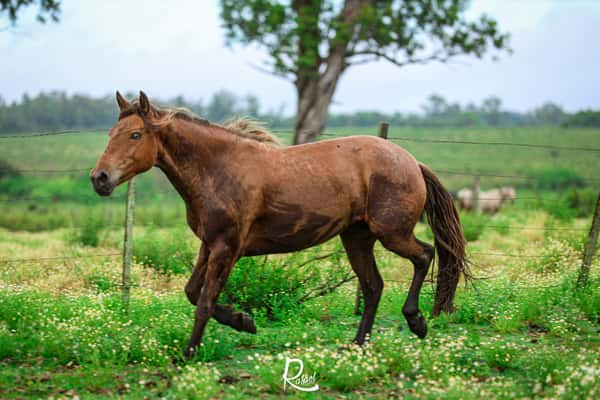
top-left (93, 170), bottom-right (109, 185)
top-left (98, 171), bottom-right (108, 183)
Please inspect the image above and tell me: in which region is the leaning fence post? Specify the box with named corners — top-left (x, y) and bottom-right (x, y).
top-left (354, 122), bottom-right (390, 316)
top-left (122, 177), bottom-right (136, 309)
top-left (578, 191), bottom-right (600, 287)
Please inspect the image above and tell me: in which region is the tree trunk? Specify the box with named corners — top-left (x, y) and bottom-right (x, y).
top-left (292, 0), bottom-right (369, 145)
top-left (293, 52), bottom-right (346, 145)
top-left (293, 80), bottom-right (336, 144)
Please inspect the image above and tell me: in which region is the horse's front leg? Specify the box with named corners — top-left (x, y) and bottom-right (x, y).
top-left (185, 244), bottom-right (256, 334)
top-left (184, 240), bottom-right (239, 358)
top-left (184, 244), bottom-right (209, 305)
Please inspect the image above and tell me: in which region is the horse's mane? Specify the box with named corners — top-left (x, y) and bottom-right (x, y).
top-left (220, 117), bottom-right (280, 146)
top-left (119, 101), bottom-right (280, 146)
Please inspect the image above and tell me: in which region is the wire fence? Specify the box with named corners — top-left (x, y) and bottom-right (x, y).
top-left (3, 127), bottom-right (600, 152)
top-left (5, 165), bottom-right (600, 186)
top-left (1, 125), bottom-right (598, 292)
top-left (1, 247), bottom-right (597, 266)
top-left (0, 215), bottom-right (592, 235)
top-left (3, 128), bottom-right (600, 185)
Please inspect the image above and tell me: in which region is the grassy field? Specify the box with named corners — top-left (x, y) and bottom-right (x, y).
top-left (0, 126), bottom-right (599, 398)
top-left (0, 211), bottom-right (598, 398)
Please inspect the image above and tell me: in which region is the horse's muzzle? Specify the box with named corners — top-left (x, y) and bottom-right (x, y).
top-left (91, 170), bottom-right (115, 196)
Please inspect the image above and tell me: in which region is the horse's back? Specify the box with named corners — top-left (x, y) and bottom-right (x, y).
top-left (278, 135), bottom-right (422, 177)
top-left (263, 135), bottom-right (426, 236)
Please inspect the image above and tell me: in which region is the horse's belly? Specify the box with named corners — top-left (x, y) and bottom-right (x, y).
top-left (243, 212), bottom-right (348, 256)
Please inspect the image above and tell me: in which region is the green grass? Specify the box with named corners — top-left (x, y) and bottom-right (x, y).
top-left (0, 272), bottom-right (597, 398)
top-left (0, 204), bottom-right (598, 398)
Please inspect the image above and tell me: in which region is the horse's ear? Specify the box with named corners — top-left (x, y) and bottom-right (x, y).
top-left (139, 91), bottom-right (151, 116)
top-left (116, 91), bottom-right (130, 111)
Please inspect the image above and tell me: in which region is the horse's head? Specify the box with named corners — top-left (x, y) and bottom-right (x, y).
top-left (91, 91), bottom-right (160, 196)
top-left (499, 186), bottom-right (516, 203)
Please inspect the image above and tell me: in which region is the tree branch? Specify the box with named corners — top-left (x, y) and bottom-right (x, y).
top-left (298, 272), bottom-right (356, 303)
top-left (246, 61), bottom-right (295, 82)
top-left (347, 49), bottom-right (460, 68)
top-left (295, 251), bottom-right (341, 269)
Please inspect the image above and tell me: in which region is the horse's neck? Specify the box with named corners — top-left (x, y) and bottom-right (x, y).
top-left (154, 120), bottom-right (240, 202)
top-left (155, 121), bottom-right (210, 200)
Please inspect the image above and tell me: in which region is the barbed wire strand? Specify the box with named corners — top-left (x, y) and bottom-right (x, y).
top-left (21, 219), bottom-right (591, 233)
top-left (0, 253), bottom-right (121, 264)
top-left (4, 242), bottom-right (600, 266)
top-left (4, 165), bottom-right (600, 186)
top-left (3, 128), bottom-right (600, 153)
top-left (0, 129), bottom-right (105, 138)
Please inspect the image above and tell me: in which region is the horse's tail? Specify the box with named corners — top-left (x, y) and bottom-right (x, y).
top-left (419, 163), bottom-right (470, 316)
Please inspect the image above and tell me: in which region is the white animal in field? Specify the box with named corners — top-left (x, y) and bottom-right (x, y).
top-left (455, 186), bottom-right (516, 214)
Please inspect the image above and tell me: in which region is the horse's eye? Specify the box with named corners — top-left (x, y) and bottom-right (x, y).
top-left (130, 132), bottom-right (142, 140)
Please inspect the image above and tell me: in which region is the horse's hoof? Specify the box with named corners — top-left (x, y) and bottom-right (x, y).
top-left (171, 355), bottom-right (184, 366)
top-left (338, 342), bottom-right (358, 352)
top-left (407, 315), bottom-right (428, 339)
top-left (350, 335), bottom-right (369, 347)
top-left (231, 313), bottom-right (257, 334)
top-left (241, 314), bottom-right (257, 334)
top-left (183, 346), bottom-right (196, 359)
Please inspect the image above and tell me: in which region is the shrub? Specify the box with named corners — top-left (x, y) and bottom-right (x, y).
top-left (222, 256), bottom-right (304, 320)
top-left (459, 212), bottom-right (489, 242)
top-left (490, 214), bottom-right (510, 235)
top-left (563, 188), bottom-right (597, 218)
top-left (222, 245), bottom-right (353, 321)
top-left (86, 274), bottom-right (115, 293)
top-left (531, 168), bottom-right (585, 190)
top-left (542, 198), bottom-right (577, 221)
top-left (0, 204), bottom-right (71, 231)
top-left (66, 216), bottom-right (103, 247)
top-left (0, 176), bottom-right (92, 200)
top-left (541, 188), bottom-right (596, 221)
top-left (0, 159), bottom-right (20, 180)
top-left (133, 228), bottom-right (196, 275)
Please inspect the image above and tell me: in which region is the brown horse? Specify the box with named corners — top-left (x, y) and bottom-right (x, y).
top-left (91, 91), bottom-right (468, 358)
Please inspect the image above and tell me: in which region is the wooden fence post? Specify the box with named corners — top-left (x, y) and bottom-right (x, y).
top-left (354, 122), bottom-right (390, 316)
top-left (473, 175), bottom-right (481, 213)
top-left (578, 191), bottom-right (600, 287)
top-left (122, 178), bottom-right (136, 309)
top-left (379, 122), bottom-right (389, 140)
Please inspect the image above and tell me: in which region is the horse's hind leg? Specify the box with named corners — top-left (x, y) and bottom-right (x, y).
top-left (380, 234), bottom-right (433, 338)
top-left (213, 305), bottom-right (256, 333)
top-left (340, 224), bottom-right (382, 345)
top-left (185, 244), bottom-right (256, 334)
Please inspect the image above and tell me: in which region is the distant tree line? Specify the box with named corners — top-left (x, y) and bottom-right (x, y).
top-left (326, 95), bottom-right (592, 128)
top-left (0, 91), bottom-right (598, 134)
top-left (0, 90), bottom-right (277, 134)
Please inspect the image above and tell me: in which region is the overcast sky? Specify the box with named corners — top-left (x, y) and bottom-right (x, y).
top-left (1, 0), bottom-right (599, 113)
